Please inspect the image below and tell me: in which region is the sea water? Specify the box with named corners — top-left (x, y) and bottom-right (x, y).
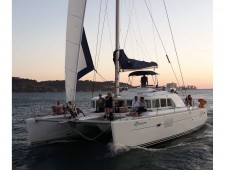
top-left (12, 90), bottom-right (213, 169)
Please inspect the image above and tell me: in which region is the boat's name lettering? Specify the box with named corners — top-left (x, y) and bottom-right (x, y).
top-left (134, 121), bottom-right (147, 127)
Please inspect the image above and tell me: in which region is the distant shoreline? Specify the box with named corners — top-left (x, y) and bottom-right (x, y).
top-left (12, 77), bottom-right (209, 92)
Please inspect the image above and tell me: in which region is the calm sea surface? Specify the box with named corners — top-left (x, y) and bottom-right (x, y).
top-left (12, 90), bottom-right (213, 170)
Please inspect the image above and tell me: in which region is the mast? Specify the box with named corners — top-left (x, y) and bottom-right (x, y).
top-left (115, 0), bottom-right (120, 97)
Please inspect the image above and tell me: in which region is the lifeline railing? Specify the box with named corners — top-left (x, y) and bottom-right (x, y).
top-left (29, 105), bottom-right (52, 118)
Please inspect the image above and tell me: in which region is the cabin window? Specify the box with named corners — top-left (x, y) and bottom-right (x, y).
top-left (152, 99), bottom-right (160, 108)
top-left (161, 99), bottom-right (167, 107)
top-left (167, 99), bottom-right (172, 106)
top-left (127, 100), bottom-right (132, 108)
top-left (146, 100), bottom-right (152, 108)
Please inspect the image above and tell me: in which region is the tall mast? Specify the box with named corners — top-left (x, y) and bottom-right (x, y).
top-left (115, 0), bottom-right (120, 97)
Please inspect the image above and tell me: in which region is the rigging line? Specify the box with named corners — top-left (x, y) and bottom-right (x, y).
top-left (162, 0), bottom-right (186, 95)
top-left (125, 0), bottom-right (148, 61)
top-left (123, 0), bottom-right (135, 49)
top-left (144, 0), bottom-right (183, 95)
top-left (96, 71), bottom-right (108, 82)
top-left (148, 0), bottom-right (158, 64)
top-left (143, 0), bottom-right (168, 55)
top-left (96, 0), bottom-right (109, 70)
top-left (94, 0), bottom-right (103, 68)
top-left (92, 70), bottom-right (97, 98)
top-left (134, 2), bottom-right (150, 61)
top-left (129, 27), bottom-right (135, 57)
top-left (129, 22), bottom-right (141, 60)
top-left (123, 1), bottom-right (135, 57)
top-left (106, 11), bottom-right (113, 52)
top-left (71, 123), bottom-right (111, 141)
top-left (169, 63), bottom-right (185, 96)
top-left (92, 0), bottom-right (103, 94)
top-left (165, 55), bottom-right (183, 95)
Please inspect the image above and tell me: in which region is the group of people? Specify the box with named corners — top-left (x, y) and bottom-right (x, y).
top-left (96, 92), bottom-right (129, 120)
top-left (96, 93), bottom-right (147, 118)
top-left (96, 92), bottom-right (114, 120)
top-left (170, 89), bottom-right (178, 94)
top-left (127, 96), bottom-right (147, 117)
top-left (52, 101), bottom-right (85, 119)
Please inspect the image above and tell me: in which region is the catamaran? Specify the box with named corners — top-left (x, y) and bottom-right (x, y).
top-left (26, 0), bottom-right (207, 147)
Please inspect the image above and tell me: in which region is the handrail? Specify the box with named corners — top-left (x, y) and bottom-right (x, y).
top-left (29, 105), bottom-right (53, 118)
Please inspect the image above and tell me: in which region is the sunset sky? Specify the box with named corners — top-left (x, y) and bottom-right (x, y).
top-left (12, 0), bottom-right (212, 89)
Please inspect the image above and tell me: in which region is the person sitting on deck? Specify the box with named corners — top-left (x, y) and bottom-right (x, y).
top-left (126, 96), bottom-right (139, 117)
top-left (185, 95), bottom-right (192, 106)
top-left (141, 75), bottom-right (148, 87)
top-left (114, 101), bottom-right (120, 113)
top-left (137, 97), bottom-right (147, 115)
top-left (52, 101), bottom-right (63, 115)
top-left (119, 101), bottom-right (128, 113)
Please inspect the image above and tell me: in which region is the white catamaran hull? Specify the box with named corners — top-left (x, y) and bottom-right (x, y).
top-left (26, 117), bottom-right (77, 143)
top-left (111, 108), bottom-right (207, 147)
top-left (26, 114), bottom-right (103, 143)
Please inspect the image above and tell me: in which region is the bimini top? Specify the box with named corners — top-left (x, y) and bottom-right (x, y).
top-left (128, 70), bottom-right (158, 77)
top-left (113, 49), bottom-right (158, 70)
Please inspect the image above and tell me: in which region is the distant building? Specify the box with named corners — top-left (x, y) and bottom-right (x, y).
top-left (166, 82), bottom-right (177, 88)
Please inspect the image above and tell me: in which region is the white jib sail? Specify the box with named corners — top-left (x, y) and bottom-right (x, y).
top-left (65, 0), bottom-right (87, 103)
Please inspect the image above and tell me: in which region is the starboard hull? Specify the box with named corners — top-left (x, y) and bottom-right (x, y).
top-left (111, 108), bottom-right (207, 147)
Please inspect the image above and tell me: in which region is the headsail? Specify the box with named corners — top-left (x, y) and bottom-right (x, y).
top-left (65, 0), bottom-right (92, 103)
top-left (113, 49), bottom-right (158, 71)
top-left (77, 29), bottom-right (94, 80)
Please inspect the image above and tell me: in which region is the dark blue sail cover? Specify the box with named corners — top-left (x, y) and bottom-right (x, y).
top-left (113, 49), bottom-right (158, 70)
top-left (77, 28), bottom-right (95, 80)
top-left (128, 70), bottom-right (158, 77)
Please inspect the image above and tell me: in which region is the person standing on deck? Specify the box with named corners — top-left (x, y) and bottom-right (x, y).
top-left (141, 75), bottom-right (148, 87)
top-left (103, 92), bottom-right (114, 120)
top-left (96, 93), bottom-right (105, 112)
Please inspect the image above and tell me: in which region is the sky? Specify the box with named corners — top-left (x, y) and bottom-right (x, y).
top-left (12, 0), bottom-right (212, 89)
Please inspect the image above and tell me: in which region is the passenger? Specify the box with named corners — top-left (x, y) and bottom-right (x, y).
top-left (198, 99), bottom-right (207, 108)
top-left (51, 106), bottom-right (57, 115)
top-left (96, 93), bottom-right (105, 112)
top-left (114, 101), bottom-right (120, 113)
top-left (185, 95), bottom-right (192, 106)
top-left (75, 108), bottom-right (85, 118)
top-left (141, 75), bottom-right (148, 87)
top-left (67, 101), bottom-right (76, 118)
top-left (132, 96), bottom-right (140, 109)
top-left (103, 92), bottom-right (114, 119)
top-left (137, 97), bottom-right (147, 115)
top-left (56, 101), bottom-right (63, 115)
top-left (127, 96), bottom-right (140, 117)
top-left (119, 101), bottom-right (127, 113)
top-left (52, 101), bottom-right (63, 115)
